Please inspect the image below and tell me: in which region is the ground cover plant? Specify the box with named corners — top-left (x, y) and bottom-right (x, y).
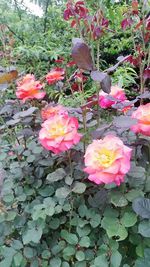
top-left (0, 0), bottom-right (150, 266)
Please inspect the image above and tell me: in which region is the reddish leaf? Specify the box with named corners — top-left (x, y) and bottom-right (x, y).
top-left (72, 41), bottom-right (94, 71)
top-left (71, 19), bottom-right (76, 28)
top-left (64, 9), bottom-right (72, 20)
top-left (121, 18), bottom-right (132, 30)
top-left (143, 68), bottom-right (150, 80)
top-left (75, 1), bottom-right (85, 6)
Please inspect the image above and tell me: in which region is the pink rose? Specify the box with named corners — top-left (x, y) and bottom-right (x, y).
top-left (39, 114), bottom-right (82, 154)
top-left (84, 135), bottom-right (132, 186)
top-left (46, 68), bottom-right (65, 85)
top-left (99, 85), bottom-right (126, 109)
top-left (131, 103), bottom-right (150, 136)
top-left (16, 74), bottom-right (46, 102)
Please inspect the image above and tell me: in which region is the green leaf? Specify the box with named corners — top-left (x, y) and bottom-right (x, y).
top-left (41, 250), bottom-right (51, 259)
top-left (49, 257), bottom-right (61, 267)
top-left (79, 236), bottom-right (90, 248)
top-left (22, 226), bottom-right (43, 244)
top-left (125, 190), bottom-right (144, 202)
top-left (76, 251), bottom-right (85, 261)
top-left (13, 252), bottom-right (23, 266)
top-left (23, 247), bottom-right (36, 258)
top-left (138, 220), bottom-right (150, 237)
top-left (74, 262), bottom-right (86, 267)
top-left (127, 163), bottom-right (146, 188)
top-left (63, 246), bottom-right (76, 257)
top-left (94, 255), bottom-right (109, 267)
top-left (132, 198), bottom-right (150, 219)
top-left (134, 249), bottom-right (150, 267)
top-left (77, 226), bottom-right (91, 237)
top-left (61, 262), bottom-right (70, 267)
top-left (110, 191), bottom-right (128, 207)
top-left (72, 182), bottom-right (86, 194)
top-left (121, 212), bottom-right (137, 227)
top-left (46, 168), bottom-right (66, 183)
top-left (61, 230), bottom-right (78, 245)
top-left (90, 214), bottom-right (101, 228)
top-left (49, 218), bottom-right (60, 229)
top-left (110, 251), bottom-right (122, 267)
top-left (55, 187), bottom-right (71, 198)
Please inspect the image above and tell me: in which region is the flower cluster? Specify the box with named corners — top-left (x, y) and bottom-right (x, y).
top-left (16, 74), bottom-right (46, 102)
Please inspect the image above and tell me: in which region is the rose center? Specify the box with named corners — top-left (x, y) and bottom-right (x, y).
top-left (96, 149), bottom-right (116, 168)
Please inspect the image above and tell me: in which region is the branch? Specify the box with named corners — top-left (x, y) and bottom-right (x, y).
top-left (5, 24), bottom-right (24, 44)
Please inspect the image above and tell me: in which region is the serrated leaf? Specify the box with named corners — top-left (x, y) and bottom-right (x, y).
top-left (72, 182), bottom-right (86, 194)
top-left (55, 187), bottom-right (71, 198)
top-left (111, 191), bottom-right (128, 207)
top-left (121, 212), bottom-right (137, 227)
top-left (132, 198), bottom-right (150, 219)
top-left (47, 168), bottom-right (66, 183)
top-left (61, 230), bottom-right (78, 245)
top-left (138, 220), bottom-right (150, 237)
top-left (110, 251), bottom-right (122, 267)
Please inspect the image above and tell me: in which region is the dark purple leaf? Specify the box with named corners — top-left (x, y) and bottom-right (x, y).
top-left (90, 71), bottom-right (111, 93)
top-left (113, 115), bottom-right (137, 129)
top-left (72, 41), bottom-right (94, 71)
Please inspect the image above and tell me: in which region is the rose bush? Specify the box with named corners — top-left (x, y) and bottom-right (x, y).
top-left (0, 1), bottom-right (150, 267)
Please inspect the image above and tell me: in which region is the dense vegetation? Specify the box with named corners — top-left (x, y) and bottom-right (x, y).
top-left (0, 0), bottom-right (150, 266)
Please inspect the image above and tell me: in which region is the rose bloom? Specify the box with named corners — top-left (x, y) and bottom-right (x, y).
top-left (39, 114), bottom-right (82, 154)
top-left (41, 104), bottom-right (68, 120)
top-left (131, 103), bottom-right (150, 136)
top-left (46, 68), bottom-right (65, 85)
top-left (99, 85), bottom-right (126, 109)
top-left (16, 74), bottom-right (46, 102)
top-left (84, 135), bottom-right (132, 186)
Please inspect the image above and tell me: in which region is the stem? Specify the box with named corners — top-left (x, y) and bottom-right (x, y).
top-left (67, 150), bottom-right (73, 178)
top-left (82, 109), bottom-right (87, 153)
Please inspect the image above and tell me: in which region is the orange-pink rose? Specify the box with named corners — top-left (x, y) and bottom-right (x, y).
top-left (16, 74), bottom-right (46, 102)
top-left (84, 135), bottom-right (132, 186)
top-left (46, 68), bottom-right (65, 85)
top-left (39, 114), bottom-right (82, 154)
top-left (131, 103), bottom-right (150, 136)
top-left (41, 104), bottom-right (68, 120)
top-left (99, 85), bottom-right (126, 108)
